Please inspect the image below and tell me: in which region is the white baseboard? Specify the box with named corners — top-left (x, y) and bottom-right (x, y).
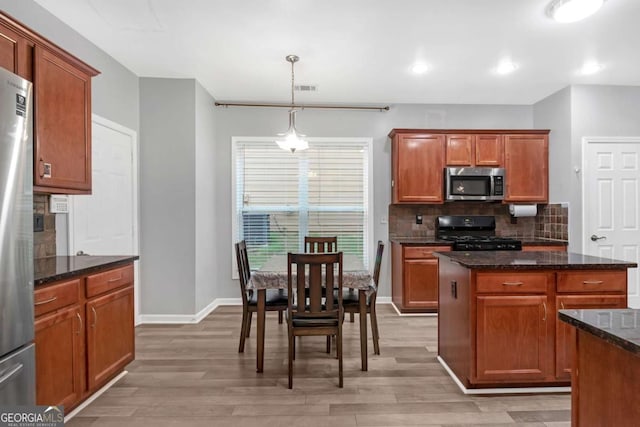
top-left (64, 371), bottom-right (128, 422)
top-left (390, 301), bottom-right (439, 317)
top-left (436, 356), bottom-right (570, 395)
top-left (138, 298), bottom-right (242, 324)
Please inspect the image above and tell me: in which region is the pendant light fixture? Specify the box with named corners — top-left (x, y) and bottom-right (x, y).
top-left (275, 54), bottom-right (309, 153)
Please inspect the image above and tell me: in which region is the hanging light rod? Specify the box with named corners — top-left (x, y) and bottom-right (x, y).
top-left (214, 101), bottom-right (390, 112)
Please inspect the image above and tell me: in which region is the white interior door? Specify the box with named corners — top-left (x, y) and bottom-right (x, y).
top-left (583, 137), bottom-right (640, 307)
top-left (69, 115), bottom-right (139, 319)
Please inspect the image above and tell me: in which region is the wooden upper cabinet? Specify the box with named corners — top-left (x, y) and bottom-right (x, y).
top-left (446, 134), bottom-right (503, 167)
top-left (446, 134), bottom-right (474, 166)
top-left (475, 134), bottom-right (503, 166)
top-left (391, 132), bottom-right (445, 203)
top-left (504, 133), bottom-right (549, 203)
top-left (0, 19), bottom-right (34, 81)
top-left (34, 46), bottom-right (94, 193)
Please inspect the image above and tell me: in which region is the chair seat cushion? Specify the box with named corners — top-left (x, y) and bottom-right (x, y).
top-left (248, 289), bottom-right (288, 306)
top-left (288, 312), bottom-right (340, 327)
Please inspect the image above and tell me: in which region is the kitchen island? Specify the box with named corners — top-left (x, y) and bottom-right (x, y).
top-left (435, 250), bottom-right (636, 393)
top-left (559, 308), bottom-right (640, 426)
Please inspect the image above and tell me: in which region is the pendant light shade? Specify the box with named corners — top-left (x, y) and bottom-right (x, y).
top-left (276, 55), bottom-right (308, 153)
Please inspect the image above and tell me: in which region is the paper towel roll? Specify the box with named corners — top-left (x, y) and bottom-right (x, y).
top-left (509, 204), bottom-right (537, 217)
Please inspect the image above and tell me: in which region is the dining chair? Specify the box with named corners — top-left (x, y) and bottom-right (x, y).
top-left (341, 241), bottom-right (384, 355)
top-left (286, 252), bottom-right (344, 388)
top-left (235, 240), bottom-right (288, 353)
top-left (304, 236), bottom-right (337, 253)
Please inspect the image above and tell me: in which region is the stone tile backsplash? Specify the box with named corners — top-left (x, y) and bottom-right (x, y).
top-left (34, 193), bottom-right (56, 258)
top-left (389, 202), bottom-right (568, 241)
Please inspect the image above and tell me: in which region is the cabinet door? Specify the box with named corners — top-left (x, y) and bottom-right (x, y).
top-left (34, 46), bottom-right (92, 193)
top-left (0, 21), bottom-right (33, 80)
top-left (475, 134), bottom-right (503, 166)
top-left (475, 295), bottom-right (552, 382)
top-left (404, 258), bottom-right (439, 310)
top-left (86, 286), bottom-right (134, 390)
top-left (393, 134), bottom-right (445, 203)
top-left (35, 305), bottom-right (84, 409)
top-left (555, 295), bottom-right (626, 380)
top-left (445, 134), bottom-right (473, 166)
top-left (504, 134), bottom-right (549, 202)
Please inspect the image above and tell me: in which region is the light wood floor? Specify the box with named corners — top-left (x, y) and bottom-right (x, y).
top-left (67, 304), bottom-right (570, 426)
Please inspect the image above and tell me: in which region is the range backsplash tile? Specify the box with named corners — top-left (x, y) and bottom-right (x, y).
top-left (389, 203), bottom-right (568, 241)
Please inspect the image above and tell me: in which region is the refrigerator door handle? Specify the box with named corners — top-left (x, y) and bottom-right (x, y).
top-left (0, 363), bottom-right (23, 386)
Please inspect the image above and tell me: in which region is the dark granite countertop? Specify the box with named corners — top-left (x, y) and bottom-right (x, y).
top-left (389, 237), bottom-right (567, 246)
top-left (35, 255), bottom-right (139, 286)
top-left (433, 251), bottom-right (637, 270)
top-left (559, 309), bottom-right (640, 356)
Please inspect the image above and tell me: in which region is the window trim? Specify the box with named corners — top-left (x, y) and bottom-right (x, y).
top-left (231, 136), bottom-right (374, 280)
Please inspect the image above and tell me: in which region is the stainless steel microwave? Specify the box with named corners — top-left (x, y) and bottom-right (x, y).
top-left (445, 167), bottom-right (505, 201)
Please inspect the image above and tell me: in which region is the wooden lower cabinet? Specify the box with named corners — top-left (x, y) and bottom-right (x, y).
top-left (438, 257), bottom-right (628, 388)
top-left (34, 305), bottom-right (84, 409)
top-left (392, 243), bottom-right (450, 312)
top-left (475, 295), bottom-right (552, 382)
top-left (34, 263), bottom-right (134, 412)
top-left (86, 286), bottom-right (135, 390)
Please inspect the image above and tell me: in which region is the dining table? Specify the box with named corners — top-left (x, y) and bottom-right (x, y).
top-left (247, 253), bottom-right (375, 373)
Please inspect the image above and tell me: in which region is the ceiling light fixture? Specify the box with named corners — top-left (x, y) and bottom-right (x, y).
top-left (578, 61), bottom-right (604, 75)
top-left (495, 60), bottom-right (518, 75)
top-left (547, 0), bottom-right (606, 23)
top-left (411, 62), bottom-right (430, 74)
top-left (275, 54), bottom-right (308, 153)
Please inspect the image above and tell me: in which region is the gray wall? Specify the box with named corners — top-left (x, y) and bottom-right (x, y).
top-left (195, 81), bottom-right (218, 312)
top-left (215, 104), bottom-right (533, 299)
top-left (140, 78), bottom-right (196, 315)
top-left (534, 85), bottom-right (640, 252)
top-left (1, 0), bottom-right (139, 131)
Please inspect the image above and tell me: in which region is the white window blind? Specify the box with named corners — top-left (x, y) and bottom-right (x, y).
top-left (232, 137), bottom-right (372, 271)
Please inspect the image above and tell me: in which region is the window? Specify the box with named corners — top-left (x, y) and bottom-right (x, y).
top-left (232, 137), bottom-right (373, 274)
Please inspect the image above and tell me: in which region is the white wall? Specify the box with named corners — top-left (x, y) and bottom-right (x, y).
top-left (215, 104), bottom-right (533, 300)
top-left (139, 78), bottom-right (196, 315)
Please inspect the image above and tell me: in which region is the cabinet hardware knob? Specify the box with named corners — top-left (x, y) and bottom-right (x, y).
top-left (38, 158), bottom-right (45, 178)
top-left (542, 302), bottom-right (547, 321)
top-left (34, 296), bottom-right (57, 305)
top-left (91, 306), bottom-right (97, 327)
top-left (107, 276), bottom-right (122, 283)
top-left (76, 312), bottom-right (83, 334)
top-left (502, 281), bottom-right (524, 286)
top-left (560, 302), bottom-right (565, 310)
top-left (583, 280), bottom-right (604, 285)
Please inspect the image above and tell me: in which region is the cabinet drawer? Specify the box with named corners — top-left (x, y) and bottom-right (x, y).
top-left (86, 264), bottom-right (134, 298)
top-left (476, 272), bottom-right (551, 294)
top-left (404, 246), bottom-right (451, 259)
top-left (557, 270), bottom-right (626, 293)
top-left (34, 279), bottom-right (80, 317)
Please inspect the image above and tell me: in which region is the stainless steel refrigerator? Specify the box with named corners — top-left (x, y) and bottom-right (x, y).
top-left (0, 66), bottom-right (35, 405)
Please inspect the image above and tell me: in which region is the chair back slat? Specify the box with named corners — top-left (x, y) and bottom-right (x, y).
top-left (235, 240), bottom-right (251, 304)
top-left (288, 252), bottom-right (343, 317)
top-left (304, 236), bottom-right (337, 253)
top-left (373, 241), bottom-right (385, 286)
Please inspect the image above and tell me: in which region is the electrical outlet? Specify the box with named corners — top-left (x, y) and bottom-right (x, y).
top-left (416, 214), bottom-right (423, 225)
top-left (34, 213), bottom-right (44, 232)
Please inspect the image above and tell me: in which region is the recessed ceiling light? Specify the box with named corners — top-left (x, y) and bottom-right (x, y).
top-left (578, 61), bottom-right (604, 75)
top-left (547, 0), bottom-right (606, 23)
top-left (411, 62), bottom-right (430, 74)
top-left (495, 60), bottom-right (518, 75)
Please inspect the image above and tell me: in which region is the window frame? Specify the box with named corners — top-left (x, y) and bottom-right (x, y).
top-left (231, 136), bottom-right (374, 280)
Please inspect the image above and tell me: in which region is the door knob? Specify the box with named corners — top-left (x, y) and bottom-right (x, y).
top-left (590, 235), bottom-right (606, 242)
top-left (76, 250), bottom-right (89, 256)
